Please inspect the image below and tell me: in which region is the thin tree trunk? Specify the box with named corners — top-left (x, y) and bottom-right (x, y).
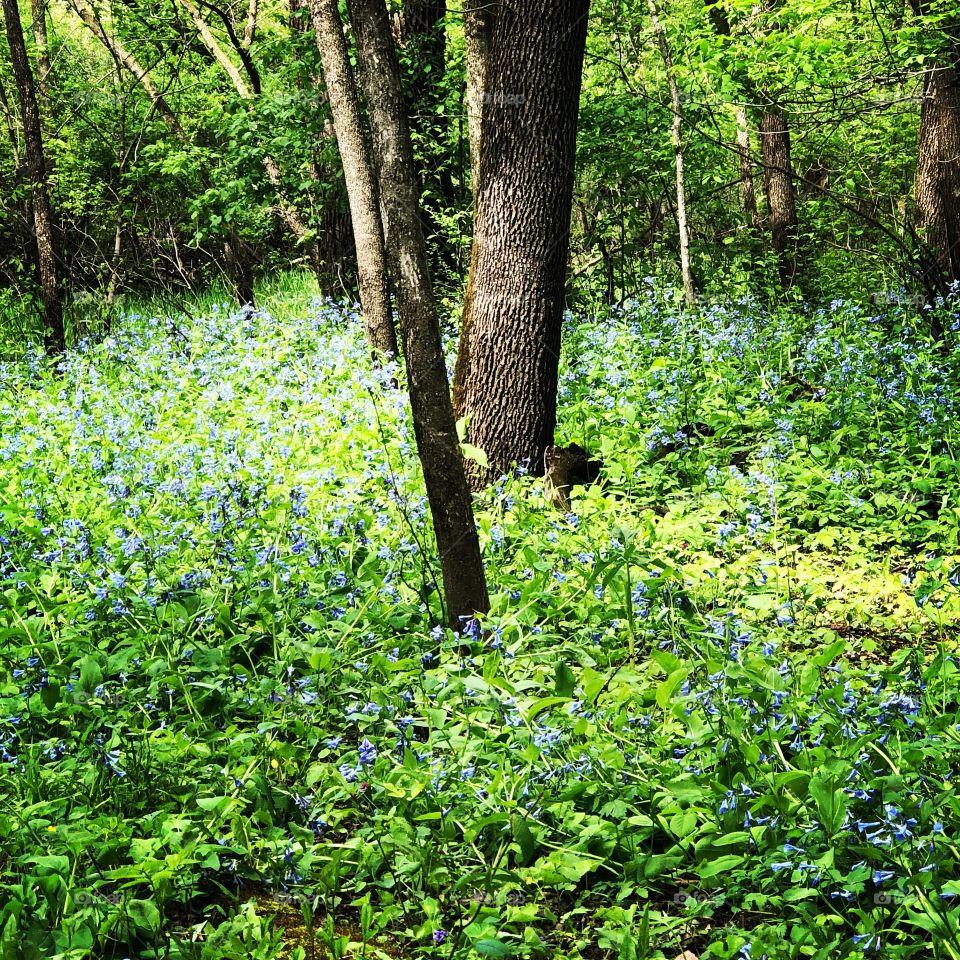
top-left (223, 235), bottom-right (254, 304)
top-left (3, 0), bottom-right (64, 354)
top-left (703, 0), bottom-right (761, 230)
top-left (243, 0), bottom-right (258, 47)
top-left (647, 0), bottom-right (696, 309)
top-left (30, 0), bottom-right (51, 101)
top-left (462, 0), bottom-right (490, 205)
top-left (346, 0), bottom-right (489, 629)
top-left (177, 0), bottom-right (252, 98)
top-left (453, 0), bottom-right (590, 487)
top-left (105, 220), bottom-right (122, 313)
top-left (735, 105), bottom-right (760, 229)
top-left (310, 0), bottom-right (398, 359)
top-left (914, 61), bottom-right (960, 292)
top-left (0, 74), bottom-right (19, 164)
top-left (758, 107), bottom-right (799, 289)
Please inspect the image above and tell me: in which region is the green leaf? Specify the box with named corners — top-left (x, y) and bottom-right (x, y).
top-left (656, 667), bottom-right (689, 709)
top-left (697, 854), bottom-right (744, 877)
top-left (475, 939), bottom-right (512, 957)
top-left (78, 656), bottom-right (102, 695)
top-left (40, 681), bottom-right (60, 710)
top-left (512, 818), bottom-right (536, 865)
top-left (126, 899), bottom-right (162, 934)
top-left (461, 443), bottom-right (489, 469)
top-left (554, 661), bottom-right (576, 698)
top-left (809, 776), bottom-right (848, 835)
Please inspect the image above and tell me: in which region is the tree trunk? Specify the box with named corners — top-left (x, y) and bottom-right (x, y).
top-left (346, 0), bottom-right (489, 629)
top-left (177, 0), bottom-right (252, 98)
top-left (453, 0), bottom-right (590, 487)
top-left (462, 0), bottom-right (490, 205)
top-left (758, 107), bottom-right (799, 289)
top-left (243, 0), bottom-right (258, 47)
top-left (914, 61), bottom-right (960, 291)
top-left (30, 0), bottom-right (51, 101)
top-left (704, 0), bottom-right (761, 231)
top-left (310, 0), bottom-right (398, 359)
top-left (3, 0), bottom-right (64, 355)
top-left (223, 234), bottom-right (255, 305)
top-left (648, 0), bottom-right (696, 309)
top-left (735, 105), bottom-right (760, 229)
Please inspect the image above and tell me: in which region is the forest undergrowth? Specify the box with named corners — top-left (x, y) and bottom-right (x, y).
top-left (2, 277), bottom-right (960, 959)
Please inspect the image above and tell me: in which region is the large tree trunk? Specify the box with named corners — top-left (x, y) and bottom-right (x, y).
top-left (310, 0), bottom-right (398, 359)
top-left (346, 0), bottom-right (489, 629)
top-left (453, 0), bottom-right (590, 488)
top-left (758, 107), bottom-right (799, 290)
top-left (914, 62), bottom-right (960, 291)
top-left (648, 0), bottom-right (696, 309)
top-left (3, 0), bottom-right (64, 355)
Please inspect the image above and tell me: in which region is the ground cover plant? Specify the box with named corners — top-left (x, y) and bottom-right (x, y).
top-left (2, 279), bottom-right (960, 959)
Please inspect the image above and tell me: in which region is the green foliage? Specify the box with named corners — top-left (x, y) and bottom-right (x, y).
top-left (1, 283), bottom-right (960, 958)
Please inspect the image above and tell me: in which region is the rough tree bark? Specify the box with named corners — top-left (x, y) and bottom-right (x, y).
top-left (647, 0), bottom-right (696, 309)
top-left (462, 0), bottom-right (489, 206)
top-left (914, 62), bottom-right (960, 291)
top-left (911, 2), bottom-right (960, 296)
top-left (310, 0), bottom-right (398, 359)
top-left (3, 0), bottom-right (64, 354)
top-left (452, 0), bottom-right (591, 488)
top-left (758, 107), bottom-right (799, 289)
top-left (346, 0), bottom-right (489, 628)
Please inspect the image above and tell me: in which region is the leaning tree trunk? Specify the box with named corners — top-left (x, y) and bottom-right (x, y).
top-left (758, 107), bottom-right (799, 290)
top-left (453, 0), bottom-right (590, 488)
top-left (346, 0), bottom-right (489, 629)
top-left (310, 0), bottom-right (398, 359)
top-left (648, 0), bottom-right (696, 309)
top-left (914, 61), bottom-right (960, 293)
top-left (2, 0), bottom-right (64, 355)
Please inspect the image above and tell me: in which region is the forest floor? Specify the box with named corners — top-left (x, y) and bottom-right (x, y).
top-left (1, 278), bottom-right (959, 960)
